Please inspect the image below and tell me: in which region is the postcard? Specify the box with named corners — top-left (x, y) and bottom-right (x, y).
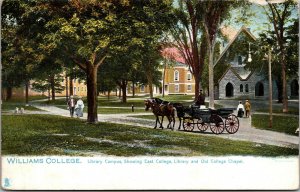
top-left (1, 0), bottom-right (299, 190)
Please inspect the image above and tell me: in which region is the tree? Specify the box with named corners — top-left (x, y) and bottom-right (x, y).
top-left (170, 0), bottom-right (207, 101)
top-left (1, 1), bottom-right (33, 102)
top-left (247, 17), bottom-right (298, 103)
top-left (39, 0), bottom-right (134, 123)
top-left (264, 0), bottom-right (298, 112)
top-left (201, 0), bottom-right (249, 108)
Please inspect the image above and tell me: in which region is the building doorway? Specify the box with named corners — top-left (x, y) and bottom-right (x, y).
top-left (225, 82), bottom-right (234, 97)
top-left (255, 82), bottom-right (264, 96)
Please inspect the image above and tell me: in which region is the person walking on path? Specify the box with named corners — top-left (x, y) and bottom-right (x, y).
top-left (67, 95), bottom-right (76, 117)
top-left (236, 101), bottom-right (245, 118)
top-left (195, 90), bottom-right (205, 106)
top-left (75, 96), bottom-right (84, 118)
top-left (245, 100), bottom-right (251, 118)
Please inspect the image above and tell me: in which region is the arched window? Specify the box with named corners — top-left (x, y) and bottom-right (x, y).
top-left (225, 82), bottom-right (234, 97)
top-left (240, 84), bottom-right (243, 92)
top-left (245, 84), bottom-right (249, 92)
top-left (255, 82), bottom-right (264, 96)
top-left (174, 70), bottom-right (179, 81)
top-left (187, 72), bottom-right (192, 81)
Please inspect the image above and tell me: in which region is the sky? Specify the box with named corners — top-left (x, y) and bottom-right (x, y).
top-left (173, 0), bottom-right (299, 37)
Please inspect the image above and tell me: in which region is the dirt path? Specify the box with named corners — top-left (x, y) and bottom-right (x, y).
top-left (24, 104), bottom-right (299, 149)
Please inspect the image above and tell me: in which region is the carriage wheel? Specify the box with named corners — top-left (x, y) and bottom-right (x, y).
top-left (183, 118), bottom-right (194, 131)
top-left (210, 115), bottom-right (225, 134)
top-left (225, 114), bottom-right (239, 134)
top-left (196, 118), bottom-right (209, 132)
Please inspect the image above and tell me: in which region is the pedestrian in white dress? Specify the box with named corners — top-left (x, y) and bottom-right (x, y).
top-left (75, 97), bottom-right (84, 118)
top-left (236, 101), bottom-right (245, 118)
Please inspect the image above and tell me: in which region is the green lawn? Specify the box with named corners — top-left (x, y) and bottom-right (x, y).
top-left (255, 107), bottom-right (299, 115)
top-left (252, 114), bottom-right (299, 136)
top-left (2, 102), bottom-right (43, 112)
top-left (128, 115), bottom-right (156, 120)
top-left (55, 105), bottom-right (149, 114)
top-left (2, 115), bottom-right (298, 156)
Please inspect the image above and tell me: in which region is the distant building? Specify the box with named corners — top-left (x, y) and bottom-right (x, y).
top-left (215, 26), bottom-right (298, 100)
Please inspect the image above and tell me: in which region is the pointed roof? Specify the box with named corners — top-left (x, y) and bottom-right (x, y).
top-left (218, 67), bottom-right (254, 83)
top-left (214, 26), bottom-right (257, 67)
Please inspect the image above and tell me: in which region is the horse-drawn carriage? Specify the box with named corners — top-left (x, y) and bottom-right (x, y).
top-left (177, 106), bottom-right (239, 134)
top-left (144, 98), bottom-right (240, 134)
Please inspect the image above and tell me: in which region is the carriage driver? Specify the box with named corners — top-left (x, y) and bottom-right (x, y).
top-left (195, 90), bottom-right (205, 107)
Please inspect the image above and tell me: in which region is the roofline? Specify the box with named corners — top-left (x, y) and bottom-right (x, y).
top-left (218, 66), bottom-right (255, 83)
top-left (214, 26), bottom-right (257, 68)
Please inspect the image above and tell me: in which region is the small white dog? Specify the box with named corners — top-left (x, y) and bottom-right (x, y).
top-left (20, 107), bottom-right (24, 114)
top-left (14, 107), bottom-right (19, 114)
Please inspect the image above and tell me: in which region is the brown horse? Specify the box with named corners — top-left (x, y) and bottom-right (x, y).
top-left (144, 98), bottom-right (176, 130)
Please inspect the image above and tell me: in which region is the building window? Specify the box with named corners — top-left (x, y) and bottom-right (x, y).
top-left (240, 84), bottom-right (243, 92)
top-left (187, 84), bottom-right (192, 91)
top-left (74, 87), bottom-right (76, 95)
top-left (238, 56), bottom-right (243, 65)
top-left (140, 85), bottom-right (145, 92)
top-left (245, 84), bottom-right (249, 92)
top-left (78, 87), bottom-right (80, 91)
top-left (187, 72), bottom-right (192, 81)
top-left (81, 87), bottom-right (83, 91)
top-left (175, 84), bottom-right (179, 92)
top-left (174, 70), bottom-right (179, 81)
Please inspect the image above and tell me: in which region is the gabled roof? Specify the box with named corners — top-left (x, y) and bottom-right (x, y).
top-left (214, 26), bottom-right (257, 67)
top-left (218, 67), bottom-right (254, 83)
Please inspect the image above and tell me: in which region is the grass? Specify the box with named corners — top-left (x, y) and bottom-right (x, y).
top-left (35, 95), bottom-right (201, 107)
top-left (2, 114), bottom-right (298, 156)
top-left (255, 107), bottom-right (299, 115)
top-left (128, 115), bottom-right (156, 120)
top-left (2, 102), bottom-right (43, 112)
top-left (55, 105), bottom-right (149, 114)
top-left (252, 114), bottom-right (299, 136)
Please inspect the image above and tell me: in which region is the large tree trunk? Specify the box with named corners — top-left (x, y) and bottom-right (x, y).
top-left (107, 90), bottom-right (110, 101)
top-left (69, 78), bottom-right (74, 96)
top-left (86, 65), bottom-right (98, 123)
top-left (121, 80), bottom-right (127, 103)
top-left (25, 81), bottom-right (29, 105)
top-left (6, 87), bottom-right (12, 100)
top-left (280, 53), bottom-right (288, 112)
top-left (47, 87), bottom-right (50, 102)
top-left (118, 86), bottom-right (121, 98)
top-left (65, 75), bottom-right (69, 101)
top-left (208, 45), bottom-right (215, 109)
top-left (50, 75), bottom-right (55, 101)
top-left (162, 60), bottom-right (167, 98)
top-left (69, 72), bottom-right (74, 96)
top-left (194, 73), bottom-right (200, 102)
top-left (132, 81), bottom-right (135, 98)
